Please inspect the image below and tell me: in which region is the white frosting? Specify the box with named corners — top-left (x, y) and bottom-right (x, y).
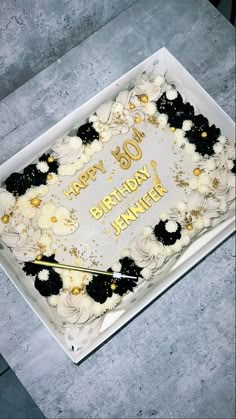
top-left (51, 136), bottom-right (84, 164)
top-left (129, 234), bottom-right (166, 271)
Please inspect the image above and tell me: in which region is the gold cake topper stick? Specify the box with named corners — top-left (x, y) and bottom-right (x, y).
top-left (33, 260), bottom-right (138, 280)
top-left (150, 160), bottom-right (161, 187)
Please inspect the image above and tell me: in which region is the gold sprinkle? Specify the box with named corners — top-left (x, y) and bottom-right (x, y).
top-left (134, 116), bottom-right (141, 124)
top-left (193, 167), bottom-right (202, 176)
top-left (139, 94), bottom-right (149, 104)
top-left (1, 215), bottom-right (10, 224)
top-left (71, 287), bottom-right (81, 295)
top-left (129, 103), bottom-right (136, 110)
top-left (31, 197), bottom-right (41, 207)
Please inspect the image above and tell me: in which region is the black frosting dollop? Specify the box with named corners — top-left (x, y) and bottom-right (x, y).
top-left (23, 255), bottom-right (63, 297)
top-left (34, 270), bottom-right (63, 297)
top-left (155, 92), bottom-right (194, 129)
top-left (4, 153), bottom-right (58, 196)
top-left (185, 114), bottom-right (220, 156)
top-left (23, 254), bottom-right (58, 276)
top-left (86, 257), bottom-right (142, 304)
top-left (154, 220), bottom-right (182, 246)
top-left (77, 122), bottom-right (99, 144)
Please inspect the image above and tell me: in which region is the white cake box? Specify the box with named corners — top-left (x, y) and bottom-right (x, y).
top-left (0, 48), bottom-right (235, 363)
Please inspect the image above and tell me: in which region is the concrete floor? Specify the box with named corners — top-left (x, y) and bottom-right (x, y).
top-left (0, 354), bottom-right (44, 419)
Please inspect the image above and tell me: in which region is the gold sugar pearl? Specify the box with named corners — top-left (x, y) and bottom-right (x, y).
top-left (186, 223), bottom-right (193, 231)
top-left (139, 94), bottom-right (149, 104)
top-left (193, 167), bottom-right (202, 176)
top-left (47, 174), bottom-right (53, 181)
top-left (134, 116), bottom-right (141, 124)
top-left (110, 283), bottom-right (117, 291)
top-left (201, 131), bottom-right (208, 138)
top-left (36, 254), bottom-right (43, 261)
top-left (31, 197), bottom-right (41, 207)
top-left (170, 127), bottom-right (176, 132)
top-left (129, 103), bottom-right (136, 110)
top-left (51, 216), bottom-right (57, 223)
top-left (1, 215), bottom-right (10, 224)
top-left (47, 156), bottom-right (55, 163)
top-left (71, 287), bottom-right (81, 295)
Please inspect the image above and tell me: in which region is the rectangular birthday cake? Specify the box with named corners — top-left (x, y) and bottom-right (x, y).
top-left (0, 49), bottom-right (235, 360)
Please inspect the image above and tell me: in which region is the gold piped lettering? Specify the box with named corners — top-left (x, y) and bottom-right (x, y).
top-left (90, 206), bottom-right (103, 220)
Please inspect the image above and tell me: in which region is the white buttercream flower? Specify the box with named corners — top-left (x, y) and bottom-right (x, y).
top-left (171, 240), bottom-right (183, 253)
top-left (37, 203), bottom-right (79, 235)
top-left (80, 154), bottom-right (90, 164)
top-left (142, 226), bottom-right (153, 237)
top-left (165, 220), bottom-right (178, 233)
top-left (48, 295), bottom-right (60, 307)
top-left (120, 248), bottom-right (130, 258)
top-left (111, 261), bottom-right (121, 272)
top-left (59, 270), bottom-right (88, 290)
top-left (58, 163), bottom-right (77, 176)
top-left (181, 234), bottom-right (191, 246)
top-left (185, 143), bottom-right (196, 154)
top-left (38, 269), bottom-right (49, 281)
top-left (141, 267), bottom-right (153, 280)
top-left (174, 129), bottom-right (185, 141)
top-left (191, 153), bottom-right (201, 162)
top-left (47, 173), bottom-right (58, 185)
top-left (166, 89), bottom-right (178, 100)
top-left (182, 120), bottom-right (193, 131)
top-left (159, 212), bottom-right (168, 221)
top-left (218, 135), bottom-right (226, 144)
top-left (157, 114), bottom-right (168, 127)
top-left (213, 142), bottom-right (224, 154)
top-left (100, 131), bottom-right (112, 143)
top-left (144, 102), bottom-right (156, 116)
top-left (15, 186), bottom-right (48, 219)
top-left (36, 161), bottom-right (49, 173)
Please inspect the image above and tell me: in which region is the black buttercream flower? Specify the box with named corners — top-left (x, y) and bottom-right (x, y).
top-left (86, 257), bottom-right (142, 304)
top-left (34, 269), bottom-right (63, 297)
top-left (5, 172), bottom-right (31, 196)
top-left (23, 254), bottom-right (58, 276)
top-left (23, 164), bottom-right (47, 186)
top-left (77, 122), bottom-right (99, 144)
top-left (39, 154), bottom-right (58, 173)
top-left (168, 102), bottom-right (194, 128)
top-left (155, 92), bottom-right (183, 115)
top-left (155, 92), bottom-right (194, 128)
top-left (86, 274), bottom-right (112, 304)
top-left (185, 114), bottom-right (220, 156)
top-left (154, 220), bottom-right (181, 246)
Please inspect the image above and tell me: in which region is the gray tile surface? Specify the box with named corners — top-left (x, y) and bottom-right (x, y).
top-left (0, 0), bottom-right (138, 100)
top-left (0, 0), bottom-right (235, 418)
top-left (0, 368), bottom-right (44, 419)
top-left (0, 354), bottom-right (9, 375)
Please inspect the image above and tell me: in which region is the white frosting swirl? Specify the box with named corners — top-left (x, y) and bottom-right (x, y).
top-left (57, 292), bottom-right (97, 324)
top-left (129, 233), bottom-right (166, 270)
top-left (51, 136), bottom-right (84, 164)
